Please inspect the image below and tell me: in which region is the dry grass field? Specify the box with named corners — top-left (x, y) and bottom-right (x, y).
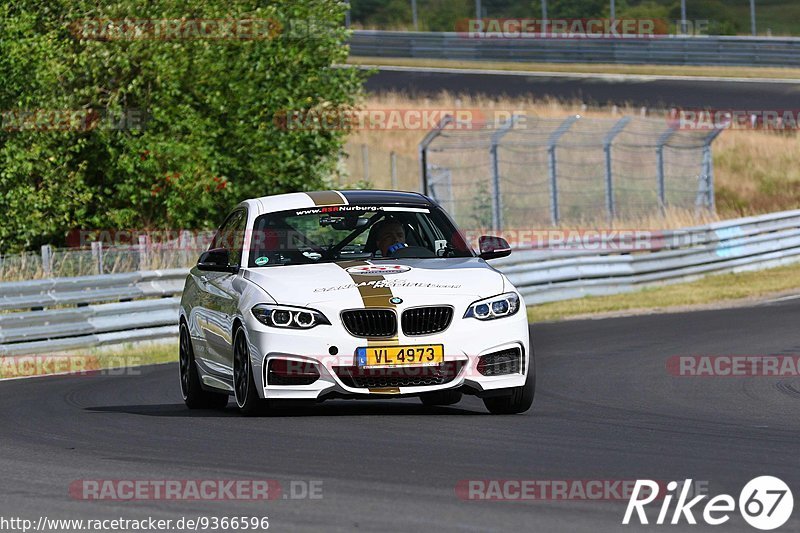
top-left (342, 92), bottom-right (800, 227)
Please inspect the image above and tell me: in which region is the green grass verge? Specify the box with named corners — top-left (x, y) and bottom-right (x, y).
top-left (83, 341), bottom-right (178, 366)
top-left (0, 341), bottom-right (177, 379)
top-left (348, 56), bottom-right (800, 80)
top-left (527, 261), bottom-right (800, 322)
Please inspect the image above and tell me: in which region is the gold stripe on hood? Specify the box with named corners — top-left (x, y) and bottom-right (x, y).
top-left (337, 260), bottom-right (399, 346)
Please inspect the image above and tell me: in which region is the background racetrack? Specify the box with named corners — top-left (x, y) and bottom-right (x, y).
top-left (366, 67), bottom-right (800, 109)
top-left (2, 298), bottom-right (799, 532)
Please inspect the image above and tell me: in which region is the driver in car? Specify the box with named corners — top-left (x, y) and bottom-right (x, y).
top-left (374, 219), bottom-right (407, 257)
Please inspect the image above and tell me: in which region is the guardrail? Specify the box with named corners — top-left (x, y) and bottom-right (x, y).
top-left (493, 209), bottom-right (800, 304)
top-left (2, 210), bottom-right (800, 355)
top-left (350, 30), bottom-right (800, 67)
top-left (0, 269), bottom-right (186, 356)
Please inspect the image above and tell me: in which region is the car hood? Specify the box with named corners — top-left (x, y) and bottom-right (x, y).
top-left (242, 257), bottom-right (506, 307)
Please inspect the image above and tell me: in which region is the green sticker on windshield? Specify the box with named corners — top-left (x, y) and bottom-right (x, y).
top-left (255, 256), bottom-right (269, 266)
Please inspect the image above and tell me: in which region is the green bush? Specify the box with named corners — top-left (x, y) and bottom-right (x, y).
top-left (667, 0), bottom-right (743, 35)
top-left (0, 0), bottom-right (367, 252)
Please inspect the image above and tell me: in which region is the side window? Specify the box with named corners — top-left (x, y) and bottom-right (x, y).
top-left (210, 209), bottom-right (247, 266)
top-left (228, 210), bottom-right (247, 266)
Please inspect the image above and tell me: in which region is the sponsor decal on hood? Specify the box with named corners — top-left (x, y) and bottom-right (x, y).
top-left (345, 264), bottom-right (410, 276)
top-left (313, 278), bottom-right (462, 293)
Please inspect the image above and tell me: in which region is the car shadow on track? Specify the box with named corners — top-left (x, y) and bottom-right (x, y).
top-left (85, 400), bottom-right (489, 418)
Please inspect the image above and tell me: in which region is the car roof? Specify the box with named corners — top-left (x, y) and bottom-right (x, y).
top-left (245, 190), bottom-right (434, 215)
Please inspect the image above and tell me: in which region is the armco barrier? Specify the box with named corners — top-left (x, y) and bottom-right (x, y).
top-left (0, 269), bottom-right (187, 356)
top-left (1, 210), bottom-right (800, 355)
top-left (493, 209), bottom-right (800, 303)
top-left (349, 30), bottom-right (800, 67)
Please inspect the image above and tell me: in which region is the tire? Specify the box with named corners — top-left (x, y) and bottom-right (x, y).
top-left (233, 327), bottom-right (265, 416)
top-left (420, 389), bottom-right (462, 406)
top-left (179, 323), bottom-right (229, 409)
top-left (483, 350), bottom-right (535, 415)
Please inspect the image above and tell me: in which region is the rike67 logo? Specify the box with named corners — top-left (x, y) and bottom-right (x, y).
top-left (623, 476), bottom-right (793, 530)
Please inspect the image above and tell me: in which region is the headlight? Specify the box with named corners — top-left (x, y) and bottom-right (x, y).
top-left (252, 304), bottom-right (330, 329)
top-left (464, 292), bottom-right (520, 320)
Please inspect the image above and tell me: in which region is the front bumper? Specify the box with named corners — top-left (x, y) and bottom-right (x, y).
top-left (243, 305), bottom-right (530, 400)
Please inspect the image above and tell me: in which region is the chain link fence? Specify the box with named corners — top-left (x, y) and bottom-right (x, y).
top-left (339, 141), bottom-right (419, 192)
top-left (0, 232), bottom-right (212, 282)
top-left (420, 114), bottom-right (723, 230)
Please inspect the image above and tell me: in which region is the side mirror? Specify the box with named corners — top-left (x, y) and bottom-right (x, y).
top-left (478, 236), bottom-right (512, 260)
top-left (197, 248), bottom-right (239, 274)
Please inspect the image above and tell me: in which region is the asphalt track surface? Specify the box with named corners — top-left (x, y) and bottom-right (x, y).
top-left (2, 298), bottom-right (800, 532)
top-left (365, 68), bottom-right (800, 109)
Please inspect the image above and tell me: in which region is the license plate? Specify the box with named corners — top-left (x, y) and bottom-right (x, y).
top-left (356, 345), bottom-right (444, 368)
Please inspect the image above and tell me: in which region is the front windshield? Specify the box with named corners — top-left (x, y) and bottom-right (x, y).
top-left (248, 204), bottom-right (473, 267)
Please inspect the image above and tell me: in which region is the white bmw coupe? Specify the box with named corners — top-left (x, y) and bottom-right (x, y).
top-left (179, 190), bottom-right (533, 414)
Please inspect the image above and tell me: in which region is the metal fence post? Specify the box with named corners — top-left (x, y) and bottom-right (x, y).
top-left (656, 125), bottom-right (678, 214)
top-left (138, 235), bottom-right (151, 271)
top-left (40, 244), bottom-right (53, 277)
top-left (445, 168), bottom-right (454, 219)
top-left (390, 151), bottom-right (398, 190)
top-left (337, 150), bottom-right (346, 187)
top-left (699, 128), bottom-right (724, 212)
top-left (547, 115), bottom-right (580, 225)
top-left (489, 115), bottom-right (519, 231)
top-left (428, 166), bottom-right (455, 219)
top-left (603, 117), bottom-right (631, 222)
top-left (91, 241), bottom-right (104, 275)
top-left (361, 144), bottom-right (370, 184)
top-left (418, 114), bottom-right (453, 195)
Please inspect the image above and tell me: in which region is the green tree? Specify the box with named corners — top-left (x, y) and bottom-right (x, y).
top-left (548, 0), bottom-right (607, 19)
top-left (350, 0), bottom-right (414, 29)
top-left (0, 0), bottom-right (367, 252)
top-left (667, 0), bottom-right (743, 35)
top-left (617, 1), bottom-right (670, 20)
top-left (419, 0), bottom-right (472, 32)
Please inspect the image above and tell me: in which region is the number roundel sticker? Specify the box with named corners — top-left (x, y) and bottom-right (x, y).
top-left (738, 476), bottom-right (794, 530)
top-left (346, 265), bottom-right (411, 275)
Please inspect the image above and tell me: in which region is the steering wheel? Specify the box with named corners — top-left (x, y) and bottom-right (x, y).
top-left (385, 245), bottom-right (436, 258)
